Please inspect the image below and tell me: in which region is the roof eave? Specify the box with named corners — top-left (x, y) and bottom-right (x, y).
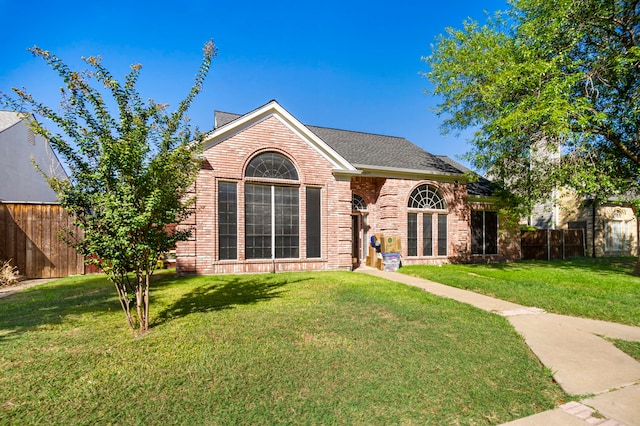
top-left (332, 169), bottom-right (363, 179)
top-left (467, 194), bottom-right (499, 204)
top-left (353, 164), bottom-right (466, 182)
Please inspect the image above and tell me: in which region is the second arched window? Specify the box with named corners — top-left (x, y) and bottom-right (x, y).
top-left (407, 184), bottom-right (448, 257)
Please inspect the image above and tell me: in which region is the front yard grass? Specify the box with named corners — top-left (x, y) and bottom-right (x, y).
top-left (400, 257), bottom-right (640, 326)
top-left (1, 271), bottom-right (565, 425)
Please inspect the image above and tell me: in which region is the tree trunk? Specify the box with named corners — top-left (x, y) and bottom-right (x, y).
top-left (633, 258), bottom-right (640, 276)
top-left (135, 272), bottom-right (145, 334)
top-left (113, 280), bottom-right (135, 331)
top-left (143, 272), bottom-right (150, 331)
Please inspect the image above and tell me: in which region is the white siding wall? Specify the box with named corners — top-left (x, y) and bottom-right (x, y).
top-left (0, 119), bottom-right (66, 202)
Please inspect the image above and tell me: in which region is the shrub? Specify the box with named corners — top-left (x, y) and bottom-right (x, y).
top-left (0, 259), bottom-right (20, 287)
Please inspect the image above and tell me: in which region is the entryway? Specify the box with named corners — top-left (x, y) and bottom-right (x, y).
top-left (351, 213), bottom-right (368, 269)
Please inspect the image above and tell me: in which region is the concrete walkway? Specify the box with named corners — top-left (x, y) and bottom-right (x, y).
top-left (356, 267), bottom-right (640, 426)
top-left (0, 278), bottom-right (55, 299)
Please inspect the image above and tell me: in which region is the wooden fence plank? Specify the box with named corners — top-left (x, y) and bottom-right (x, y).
top-left (14, 205), bottom-right (27, 276)
top-left (0, 202), bottom-right (88, 278)
top-left (42, 204), bottom-right (52, 278)
top-left (521, 229), bottom-right (585, 260)
top-left (0, 203), bottom-right (7, 261)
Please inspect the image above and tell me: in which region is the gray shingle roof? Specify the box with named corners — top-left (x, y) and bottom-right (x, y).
top-left (214, 111), bottom-right (242, 129)
top-left (214, 109), bottom-right (462, 176)
top-left (306, 125), bottom-right (461, 175)
top-left (436, 156), bottom-right (497, 197)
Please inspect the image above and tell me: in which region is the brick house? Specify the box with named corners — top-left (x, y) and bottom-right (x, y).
top-left (176, 101), bottom-right (520, 274)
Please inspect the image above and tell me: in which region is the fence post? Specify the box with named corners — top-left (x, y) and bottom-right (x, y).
top-left (547, 229), bottom-right (550, 261)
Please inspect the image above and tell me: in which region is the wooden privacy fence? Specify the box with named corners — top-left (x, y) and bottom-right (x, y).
top-left (521, 229), bottom-right (585, 260)
top-left (0, 202), bottom-right (86, 278)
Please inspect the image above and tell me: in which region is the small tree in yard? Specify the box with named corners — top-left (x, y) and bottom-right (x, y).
top-left (2, 41), bottom-right (216, 333)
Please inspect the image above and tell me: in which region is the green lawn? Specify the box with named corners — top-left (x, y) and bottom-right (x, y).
top-left (401, 257), bottom-right (640, 326)
top-left (609, 338), bottom-right (640, 362)
top-left (0, 271), bottom-right (565, 425)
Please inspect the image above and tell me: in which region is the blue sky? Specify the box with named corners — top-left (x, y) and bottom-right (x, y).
top-left (1, 0), bottom-right (508, 169)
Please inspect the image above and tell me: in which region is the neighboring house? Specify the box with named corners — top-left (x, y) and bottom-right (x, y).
top-left (558, 191), bottom-right (638, 257)
top-left (176, 100), bottom-right (520, 274)
top-left (518, 139), bottom-right (637, 257)
top-left (0, 111), bottom-right (67, 202)
top-left (0, 111), bottom-right (78, 278)
top-left (527, 190), bottom-right (560, 229)
top-left (524, 187), bottom-right (638, 257)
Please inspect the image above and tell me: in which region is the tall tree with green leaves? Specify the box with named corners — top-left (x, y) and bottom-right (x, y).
top-left (2, 41), bottom-right (216, 333)
top-left (425, 0), bottom-right (640, 252)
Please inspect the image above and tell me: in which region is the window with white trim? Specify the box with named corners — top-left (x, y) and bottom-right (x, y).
top-left (605, 219), bottom-right (628, 252)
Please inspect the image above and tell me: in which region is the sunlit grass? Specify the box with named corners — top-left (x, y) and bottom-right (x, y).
top-left (609, 338), bottom-right (640, 362)
top-left (400, 257), bottom-right (640, 326)
top-left (0, 270), bottom-right (567, 424)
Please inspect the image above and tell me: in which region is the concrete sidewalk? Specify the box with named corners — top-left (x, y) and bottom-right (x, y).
top-left (356, 267), bottom-right (640, 426)
top-left (0, 278), bottom-right (55, 299)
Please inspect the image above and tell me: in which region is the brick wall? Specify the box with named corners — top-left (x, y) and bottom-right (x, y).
top-left (176, 115), bottom-right (353, 274)
top-left (465, 202), bottom-right (521, 263)
top-left (351, 176), bottom-right (475, 265)
top-left (176, 114), bottom-right (521, 275)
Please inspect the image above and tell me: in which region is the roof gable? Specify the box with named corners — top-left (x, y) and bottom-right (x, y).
top-left (0, 111), bottom-right (23, 133)
top-left (204, 101), bottom-right (357, 173)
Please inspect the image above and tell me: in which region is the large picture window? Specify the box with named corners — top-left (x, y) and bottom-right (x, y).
top-left (471, 211), bottom-right (498, 255)
top-left (243, 152), bottom-right (300, 260)
top-left (407, 184), bottom-right (448, 257)
top-left (245, 184), bottom-right (299, 259)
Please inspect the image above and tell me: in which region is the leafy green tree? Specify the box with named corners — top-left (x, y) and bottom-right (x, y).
top-left (2, 41), bottom-right (215, 333)
top-left (424, 0), bottom-right (640, 239)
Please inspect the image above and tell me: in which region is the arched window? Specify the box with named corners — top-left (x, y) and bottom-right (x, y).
top-left (245, 152), bottom-right (298, 180)
top-left (352, 194), bottom-right (366, 211)
top-left (243, 152), bottom-right (300, 260)
top-left (408, 184), bottom-right (447, 210)
top-left (407, 184), bottom-right (448, 257)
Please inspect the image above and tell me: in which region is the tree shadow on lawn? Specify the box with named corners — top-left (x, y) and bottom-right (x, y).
top-left (152, 275), bottom-right (309, 327)
top-left (0, 272), bottom-right (307, 339)
top-left (0, 273), bottom-right (117, 341)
